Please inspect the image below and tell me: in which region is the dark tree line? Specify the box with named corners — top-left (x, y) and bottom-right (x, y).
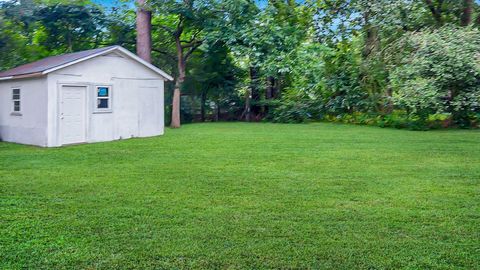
top-left (1, 0), bottom-right (480, 129)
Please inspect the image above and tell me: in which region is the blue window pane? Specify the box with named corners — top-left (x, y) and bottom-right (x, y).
top-left (97, 98), bottom-right (109, 109)
top-left (97, 87), bottom-right (109, 97)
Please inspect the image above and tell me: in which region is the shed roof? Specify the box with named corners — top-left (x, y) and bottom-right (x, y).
top-left (0, 46), bottom-right (173, 81)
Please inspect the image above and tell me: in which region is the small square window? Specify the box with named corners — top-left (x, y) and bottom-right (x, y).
top-left (94, 86), bottom-right (112, 112)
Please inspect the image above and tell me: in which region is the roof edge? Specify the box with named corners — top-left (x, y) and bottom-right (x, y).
top-left (0, 46), bottom-right (174, 82)
top-left (0, 73), bottom-right (45, 81)
top-left (41, 46), bottom-right (118, 76)
top-left (42, 46), bottom-right (174, 81)
top-left (115, 47), bottom-right (174, 81)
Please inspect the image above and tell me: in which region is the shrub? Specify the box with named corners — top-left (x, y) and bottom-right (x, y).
top-left (388, 26), bottom-right (480, 127)
top-left (322, 111), bottom-right (458, 130)
top-left (271, 99), bottom-right (321, 123)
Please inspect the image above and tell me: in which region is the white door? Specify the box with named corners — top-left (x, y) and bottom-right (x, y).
top-left (60, 85), bottom-right (87, 145)
top-left (138, 87), bottom-right (159, 137)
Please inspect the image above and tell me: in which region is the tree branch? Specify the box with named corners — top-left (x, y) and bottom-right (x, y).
top-left (173, 16), bottom-right (185, 38)
top-left (180, 29), bottom-right (203, 45)
top-left (153, 23), bottom-right (175, 35)
top-left (181, 39), bottom-right (202, 49)
top-left (424, 0), bottom-right (443, 24)
top-left (152, 48), bottom-right (177, 61)
top-left (184, 40), bottom-right (203, 60)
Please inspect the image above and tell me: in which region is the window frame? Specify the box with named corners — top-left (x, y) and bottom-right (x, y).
top-left (11, 87), bottom-right (22, 116)
top-left (93, 85), bottom-right (113, 113)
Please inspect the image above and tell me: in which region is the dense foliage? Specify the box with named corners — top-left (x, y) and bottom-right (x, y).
top-left (1, 0), bottom-right (480, 129)
top-left (389, 26), bottom-right (480, 127)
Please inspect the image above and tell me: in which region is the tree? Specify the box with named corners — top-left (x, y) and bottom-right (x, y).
top-left (424, 0), bottom-right (444, 25)
top-left (216, 0), bottom-right (309, 121)
top-left (182, 40), bottom-right (242, 122)
top-left (136, 0), bottom-right (152, 62)
top-left (105, 4), bottom-right (136, 51)
top-left (35, 4), bottom-right (106, 52)
top-left (460, 0), bottom-right (473, 26)
top-left (150, 0), bottom-right (216, 128)
top-left (3, 0), bottom-right (480, 129)
top-left (422, 0), bottom-right (479, 27)
top-left (0, 0), bottom-right (109, 68)
top-left (388, 26), bottom-right (480, 126)
top-left (0, 11), bottom-right (30, 70)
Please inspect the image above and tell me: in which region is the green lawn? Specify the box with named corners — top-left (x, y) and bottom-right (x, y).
top-left (1, 123), bottom-right (479, 269)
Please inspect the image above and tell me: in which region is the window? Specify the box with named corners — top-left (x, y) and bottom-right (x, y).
top-left (95, 86), bottom-right (112, 112)
top-left (12, 88), bottom-right (20, 112)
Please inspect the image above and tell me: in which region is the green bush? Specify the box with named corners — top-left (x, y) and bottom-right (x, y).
top-left (271, 99), bottom-right (321, 123)
top-left (388, 26), bottom-right (480, 127)
top-left (322, 111), bottom-right (460, 130)
top-left (270, 26), bottom-right (480, 130)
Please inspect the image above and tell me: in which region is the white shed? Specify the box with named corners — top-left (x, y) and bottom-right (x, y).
top-left (0, 46), bottom-right (173, 147)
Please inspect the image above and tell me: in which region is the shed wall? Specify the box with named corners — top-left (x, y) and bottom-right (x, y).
top-left (0, 77), bottom-right (48, 146)
top-left (46, 52), bottom-right (165, 146)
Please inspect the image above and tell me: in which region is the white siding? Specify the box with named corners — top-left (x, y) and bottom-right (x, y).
top-left (46, 52), bottom-right (165, 146)
top-left (0, 77), bottom-right (48, 146)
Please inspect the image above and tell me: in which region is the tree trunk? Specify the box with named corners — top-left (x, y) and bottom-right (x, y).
top-left (136, 0), bottom-right (152, 63)
top-left (424, 0), bottom-right (443, 25)
top-left (384, 87), bottom-right (394, 113)
top-left (200, 90), bottom-right (207, 122)
top-left (67, 34), bottom-right (72, 52)
top-left (265, 76), bottom-right (276, 115)
top-left (241, 67), bottom-right (256, 121)
top-left (362, 26), bottom-right (379, 58)
top-left (249, 66), bottom-right (260, 120)
top-left (171, 38), bottom-right (185, 128)
top-left (243, 89), bottom-right (251, 121)
top-left (272, 77), bottom-right (279, 98)
top-left (460, 0), bottom-right (473, 26)
top-left (171, 81), bottom-right (182, 128)
top-left (266, 76), bottom-right (275, 99)
top-left (362, 12), bottom-right (383, 112)
top-left (215, 100), bottom-right (220, 122)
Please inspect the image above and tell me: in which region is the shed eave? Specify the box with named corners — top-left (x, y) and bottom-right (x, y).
top-left (41, 46), bottom-right (119, 75)
top-left (41, 46), bottom-right (174, 81)
top-left (115, 47), bottom-right (174, 81)
top-left (0, 45), bottom-right (174, 82)
top-left (0, 72), bottom-right (44, 81)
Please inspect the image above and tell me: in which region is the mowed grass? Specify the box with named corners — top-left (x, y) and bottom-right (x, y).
top-left (0, 123), bottom-right (479, 269)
